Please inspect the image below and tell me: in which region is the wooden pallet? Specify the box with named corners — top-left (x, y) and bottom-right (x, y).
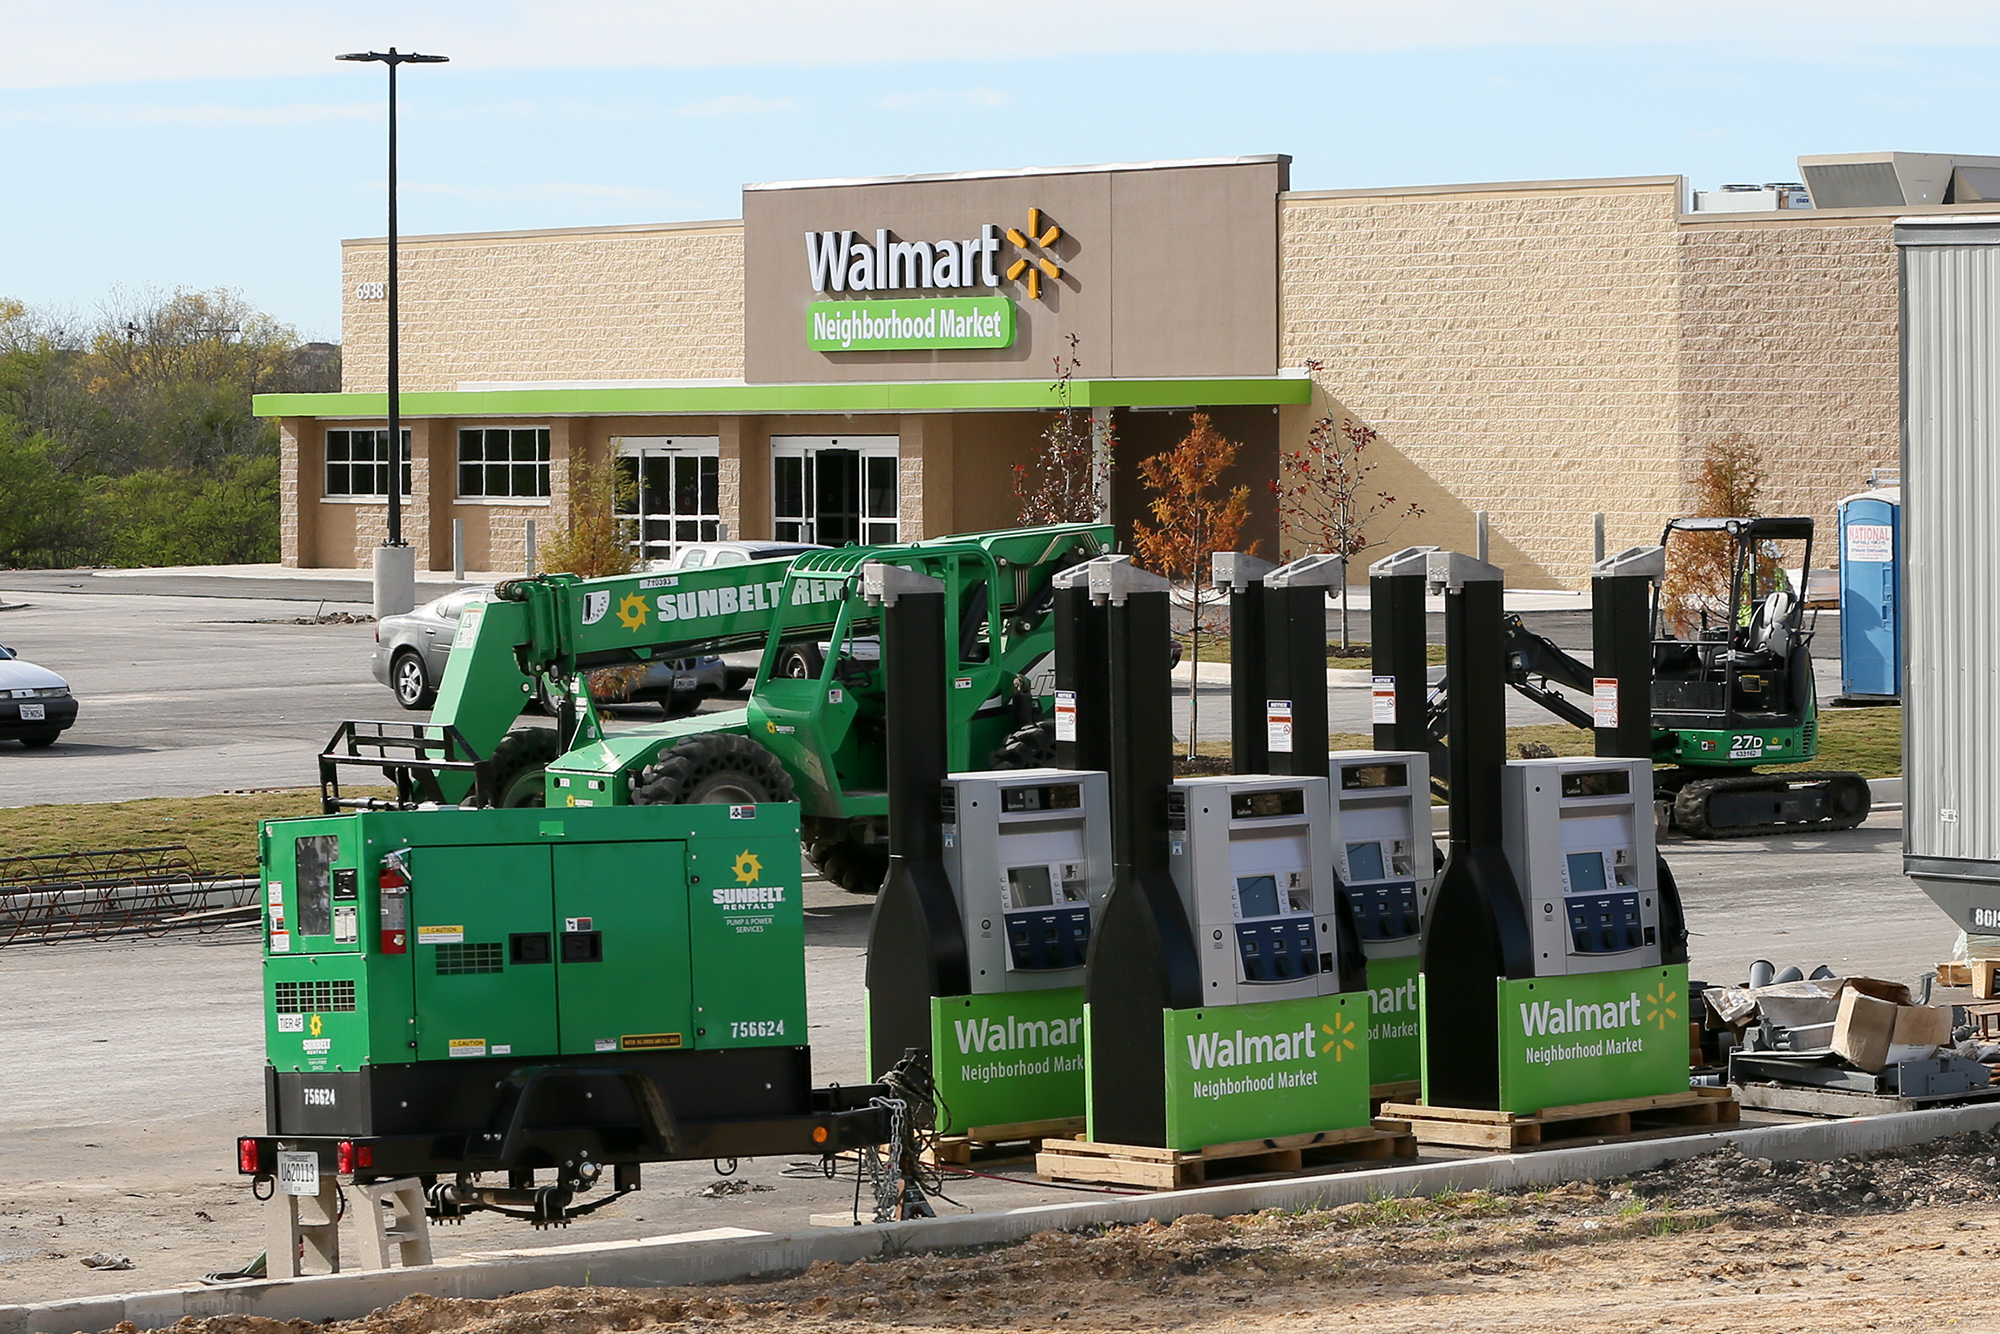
top-left (1036, 1121), bottom-right (1416, 1191)
top-left (926, 1116), bottom-right (1087, 1167)
top-left (1370, 1081), bottom-right (1422, 1111)
top-left (1377, 1087), bottom-right (1739, 1151)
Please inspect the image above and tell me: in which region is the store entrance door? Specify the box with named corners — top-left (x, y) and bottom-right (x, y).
top-left (771, 436), bottom-right (898, 546)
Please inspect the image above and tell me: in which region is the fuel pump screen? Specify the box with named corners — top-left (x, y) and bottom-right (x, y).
top-left (1565, 851), bottom-right (1609, 894)
top-left (1237, 875), bottom-right (1280, 917)
top-left (1345, 841), bottom-right (1387, 882)
top-left (1007, 865), bottom-right (1056, 908)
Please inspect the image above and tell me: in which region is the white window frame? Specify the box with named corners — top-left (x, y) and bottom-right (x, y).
top-left (614, 436), bottom-right (721, 563)
top-left (770, 435), bottom-right (900, 547)
top-left (323, 428), bottom-right (411, 500)
top-left (457, 425), bottom-right (552, 501)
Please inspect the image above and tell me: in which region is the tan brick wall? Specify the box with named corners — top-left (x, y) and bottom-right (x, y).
top-left (1675, 217), bottom-right (1900, 538)
top-left (342, 221), bottom-right (746, 393)
top-left (1280, 180), bottom-right (1685, 588)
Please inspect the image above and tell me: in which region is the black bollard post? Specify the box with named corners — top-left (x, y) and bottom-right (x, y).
top-left (861, 562), bottom-right (968, 1079)
top-left (1211, 553), bottom-right (1274, 775)
top-left (1416, 552), bottom-right (1535, 1110)
top-left (1591, 544), bottom-right (1689, 967)
top-left (1077, 557), bottom-right (1204, 1148)
top-left (1367, 547), bottom-right (1437, 758)
top-left (1261, 553), bottom-right (1344, 783)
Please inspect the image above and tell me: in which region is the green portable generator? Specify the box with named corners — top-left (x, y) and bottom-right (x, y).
top-left (234, 801), bottom-right (887, 1223)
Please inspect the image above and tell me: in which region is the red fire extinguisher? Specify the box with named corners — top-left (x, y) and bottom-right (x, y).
top-left (378, 849), bottom-right (410, 954)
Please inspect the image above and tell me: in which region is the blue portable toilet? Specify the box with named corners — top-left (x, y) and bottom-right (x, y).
top-left (1837, 484), bottom-right (1900, 703)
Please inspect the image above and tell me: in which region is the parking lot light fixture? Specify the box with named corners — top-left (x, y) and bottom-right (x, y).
top-left (337, 48), bottom-right (447, 559)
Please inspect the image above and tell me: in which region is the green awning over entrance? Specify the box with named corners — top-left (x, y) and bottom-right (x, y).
top-left (254, 376), bottom-right (1312, 419)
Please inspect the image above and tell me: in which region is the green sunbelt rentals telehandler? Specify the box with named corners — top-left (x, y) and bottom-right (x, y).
top-left (328, 523), bottom-right (1112, 893)
top-left (1432, 516), bottom-right (1870, 838)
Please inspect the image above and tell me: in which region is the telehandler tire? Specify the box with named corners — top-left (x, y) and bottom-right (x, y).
top-left (490, 728), bottom-right (563, 807)
top-left (989, 719), bottom-right (1056, 770)
top-left (631, 733), bottom-right (798, 807)
top-left (802, 816), bottom-right (889, 896)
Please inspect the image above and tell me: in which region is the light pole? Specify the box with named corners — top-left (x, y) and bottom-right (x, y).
top-left (339, 47), bottom-right (447, 616)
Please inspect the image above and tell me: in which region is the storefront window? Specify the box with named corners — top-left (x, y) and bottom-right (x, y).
top-left (771, 436), bottom-right (899, 546)
top-left (614, 437), bottom-right (720, 562)
top-left (458, 427), bottom-right (551, 499)
top-left (324, 428), bottom-right (411, 498)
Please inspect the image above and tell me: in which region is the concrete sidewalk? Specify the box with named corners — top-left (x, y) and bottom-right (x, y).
top-left (90, 562), bottom-right (508, 586)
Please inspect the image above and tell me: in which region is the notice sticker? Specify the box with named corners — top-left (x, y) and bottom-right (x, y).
top-left (1592, 678), bottom-right (1619, 729)
top-left (267, 881), bottom-right (284, 905)
top-left (1054, 690), bottom-right (1078, 742)
top-left (418, 925), bottom-right (465, 945)
top-left (277, 1014), bottom-right (304, 1033)
top-left (1266, 699), bottom-right (1294, 754)
top-left (1371, 677), bottom-right (1396, 725)
top-left (270, 930), bottom-right (291, 954)
top-left (447, 1039), bottom-right (487, 1058)
top-left (1844, 523), bottom-right (1894, 563)
top-left (333, 904), bottom-right (357, 945)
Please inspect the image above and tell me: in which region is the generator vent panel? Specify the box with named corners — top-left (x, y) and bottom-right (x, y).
top-left (435, 942), bottom-right (505, 975)
top-left (274, 980), bottom-right (357, 1013)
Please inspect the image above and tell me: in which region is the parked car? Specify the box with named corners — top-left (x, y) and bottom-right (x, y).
top-left (371, 584), bottom-right (726, 715)
top-left (0, 642), bottom-right (79, 748)
top-left (644, 540), bottom-right (827, 572)
top-left (372, 586), bottom-right (496, 710)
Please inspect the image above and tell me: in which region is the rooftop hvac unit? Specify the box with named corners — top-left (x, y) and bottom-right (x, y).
top-left (1797, 152), bottom-right (2000, 208)
top-left (1691, 182), bottom-right (1813, 212)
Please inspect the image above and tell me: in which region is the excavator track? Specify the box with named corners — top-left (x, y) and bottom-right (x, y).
top-left (1671, 769), bottom-right (1872, 839)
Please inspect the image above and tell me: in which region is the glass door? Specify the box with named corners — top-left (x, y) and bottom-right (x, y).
top-left (771, 436), bottom-right (899, 546)
top-left (614, 437), bottom-right (720, 563)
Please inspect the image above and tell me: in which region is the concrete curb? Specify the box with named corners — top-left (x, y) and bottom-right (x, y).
top-left (12, 1101), bottom-right (2000, 1334)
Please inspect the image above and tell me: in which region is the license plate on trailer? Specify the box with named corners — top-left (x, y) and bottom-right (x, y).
top-left (275, 1150), bottom-right (321, 1196)
top-left (18, 704), bottom-right (43, 721)
top-left (671, 678), bottom-right (698, 690)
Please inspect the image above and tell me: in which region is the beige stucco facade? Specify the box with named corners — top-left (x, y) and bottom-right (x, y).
top-left (284, 158), bottom-right (1927, 585)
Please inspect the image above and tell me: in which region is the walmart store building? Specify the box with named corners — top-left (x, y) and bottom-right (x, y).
top-left (261, 151), bottom-right (1971, 586)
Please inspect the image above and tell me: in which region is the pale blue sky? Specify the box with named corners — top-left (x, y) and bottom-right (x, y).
top-left (5, 2), bottom-right (1999, 341)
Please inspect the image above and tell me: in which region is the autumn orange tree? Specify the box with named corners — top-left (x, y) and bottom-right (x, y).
top-left (1132, 413), bottom-right (1256, 754)
top-left (1660, 434), bottom-right (1780, 635)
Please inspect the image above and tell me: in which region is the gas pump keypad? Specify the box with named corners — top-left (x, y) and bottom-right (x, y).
top-left (1336, 838), bottom-right (1422, 942)
top-left (1003, 862), bottom-right (1092, 971)
top-left (1562, 849), bottom-right (1646, 953)
top-left (1232, 872), bottom-right (1319, 982)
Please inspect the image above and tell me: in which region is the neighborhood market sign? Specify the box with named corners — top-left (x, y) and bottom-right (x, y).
top-left (802, 211), bottom-right (1062, 351)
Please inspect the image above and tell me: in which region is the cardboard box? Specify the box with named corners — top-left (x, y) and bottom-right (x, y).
top-left (1833, 990), bottom-right (1950, 1072)
top-left (1974, 960), bottom-right (2000, 999)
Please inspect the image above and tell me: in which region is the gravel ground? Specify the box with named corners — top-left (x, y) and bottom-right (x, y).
top-left (108, 1132), bottom-right (2000, 1334)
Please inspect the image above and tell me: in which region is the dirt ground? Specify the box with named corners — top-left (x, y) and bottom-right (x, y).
top-left (101, 1133), bottom-right (2000, 1334)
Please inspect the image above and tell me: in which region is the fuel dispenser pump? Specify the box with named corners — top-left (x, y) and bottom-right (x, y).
top-left (1409, 551), bottom-right (1690, 1115)
top-left (926, 767), bottom-right (1112, 1130)
top-left (865, 560), bottom-right (1115, 1132)
top-left (1070, 555), bottom-right (1375, 1152)
top-left (1168, 774), bottom-right (1365, 1005)
top-left (1327, 751), bottom-right (1433, 1086)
